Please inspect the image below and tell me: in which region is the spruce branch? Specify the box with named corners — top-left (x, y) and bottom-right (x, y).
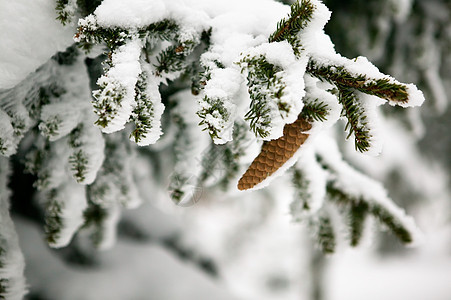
top-left (337, 85), bottom-right (371, 152)
top-left (348, 201), bottom-right (369, 246)
top-left (81, 198), bottom-right (118, 250)
top-left (307, 59), bottom-right (409, 104)
top-left (130, 72), bottom-right (155, 143)
top-left (239, 55), bottom-right (286, 139)
top-left (92, 80), bottom-right (127, 129)
top-left (44, 189), bottom-right (64, 246)
top-left (269, 0), bottom-right (316, 54)
top-left (68, 149), bottom-right (88, 183)
top-left (316, 215), bottom-right (336, 254)
top-left (325, 182), bottom-right (413, 245)
top-left (300, 100), bottom-right (329, 122)
top-left (55, 0), bottom-right (77, 26)
top-left (145, 19), bottom-right (179, 41)
top-left (197, 96), bottom-right (232, 141)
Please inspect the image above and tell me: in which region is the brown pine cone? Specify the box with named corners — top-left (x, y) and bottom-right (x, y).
top-left (238, 115), bottom-right (312, 190)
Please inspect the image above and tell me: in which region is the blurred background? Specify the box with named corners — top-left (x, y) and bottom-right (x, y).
top-left (3, 0), bottom-right (451, 299)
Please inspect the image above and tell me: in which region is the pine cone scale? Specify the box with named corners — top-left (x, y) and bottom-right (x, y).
top-left (238, 115), bottom-right (312, 190)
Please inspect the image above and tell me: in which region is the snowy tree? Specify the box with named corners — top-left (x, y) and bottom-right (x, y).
top-left (0, 0), bottom-right (449, 299)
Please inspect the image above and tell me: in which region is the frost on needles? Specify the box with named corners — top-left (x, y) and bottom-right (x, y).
top-left (69, 0), bottom-right (426, 248)
top-left (0, 0), bottom-right (428, 298)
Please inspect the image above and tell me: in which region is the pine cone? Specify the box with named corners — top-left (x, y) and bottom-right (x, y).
top-left (238, 115), bottom-right (312, 190)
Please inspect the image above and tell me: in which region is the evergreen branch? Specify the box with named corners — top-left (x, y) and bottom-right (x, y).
top-left (239, 55), bottom-right (286, 139)
top-left (82, 200), bottom-right (110, 249)
top-left (348, 201), bottom-right (369, 246)
top-left (197, 96), bottom-right (231, 140)
top-left (44, 189), bottom-right (64, 246)
top-left (325, 182), bottom-right (413, 245)
top-left (370, 203), bottom-right (413, 244)
top-left (316, 215), bottom-right (336, 254)
top-left (92, 80), bottom-right (127, 129)
top-left (338, 85), bottom-right (371, 152)
top-left (154, 45), bottom-right (185, 76)
top-left (55, 0), bottom-right (75, 26)
top-left (145, 19), bottom-right (179, 41)
top-left (269, 0), bottom-right (315, 54)
top-left (130, 73), bottom-right (155, 143)
top-left (154, 40), bottom-right (197, 76)
top-left (300, 100), bottom-right (329, 122)
top-left (68, 149), bottom-right (88, 183)
top-left (307, 59), bottom-right (409, 103)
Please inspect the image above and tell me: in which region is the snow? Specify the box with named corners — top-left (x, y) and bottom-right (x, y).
top-left (95, 38), bottom-right (143, 134)
top-left (0, 109), bottom-right (17, 156)
top-left (133, 71), bottom-right (165, 146)
top-left (291, 148), bottom-right (327, 217)
top-left (198, 67), bottom-right (242, 144)
top-left (170, 91), bottom-right (211, 206)
top-left (353, 92), bottom-right (386, 156)
top-left (0, 0), bottom-right (75, 89)
top-left (15, 215), bottom-right (240, 300)
top-left (0, 158), bottom-right (27, 300)
top-left (315, 136), bottom-right (423, 246)
top-left (94, 0), bottom-right (167, 28)
top-left (72, 119), bottom-right (105, 185)
top-left (325, 249), bottom-right (451, 300)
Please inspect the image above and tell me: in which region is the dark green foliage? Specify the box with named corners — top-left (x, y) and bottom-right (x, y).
top-left (300, 100), bottom-right (329, 122)
top-left (0, 139), bottom-right (6, 156)
top-left (40, 116), bottom-right (62, 138)
top-left (52, 44), bottom-right (79, 65)
top-left (69, 150), bottom-right (88, 183)
top-left (76, 25), bottom-right (132, 52)
top-left (370, 203), bottom-right (412, 244)
top-left (307, 59), bottom-right (409, 103)
top-left (154, 44), bottom-right (186, 76)
top-left (130, 72), bottom-right (155, 143)
top-left (348, 201), bottom-right (369, 246)
top-left (197, 96), bottom-right (230, 140)
top-left (317, 215), bottom-right (336, 253)
top-left (240, 55), bottom-right (285, 139)
top-left (0, 278), bottom-right (8, 299)
top-left (24, 139), bottom-right (51, 191)
top-left (82, 200), bottom-right (108, 248)
top-left (145, 20), bottom-right (179, 41)
top-left (55, 0), bottom-right (73, 26)
top-left (269, 0), bottom-right (316, 55)
top-left (338, 86), bottom-right (371, 152)
top-left (325, 182), bottom-right (413, 246)
top-left (44, 189), bottom-right (64, 245)
top-left (92, 81), bottom-right (126, 128)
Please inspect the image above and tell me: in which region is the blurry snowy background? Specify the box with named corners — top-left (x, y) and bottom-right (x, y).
top-left (1, 0), bottom-right (451, 299)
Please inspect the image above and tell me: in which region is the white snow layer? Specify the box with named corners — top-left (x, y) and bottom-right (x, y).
top-left (0, 158), bottom-right (28, 300)
top-left (0, 0), bottom-right (75, 89)
top-left (315, 136), bottom-right (423, 246)
top-left (240, 41), bottom-right (307, 141)
top-left (45, 181), bottom-right (88, 248)
top-left (133, 72), bottom-right (165, 146)
top-left (198, 67), bottom-right (242, 144)
top-left (0, 109), bottom-right (17, 157)
top-left (95, 39), bottom-right (143, 134)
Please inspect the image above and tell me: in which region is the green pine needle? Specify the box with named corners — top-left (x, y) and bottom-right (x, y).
top-left (307, 59), bottom-right (409, 104)
top-left (269, 0), bottom-right (316, 54)
top-left (301, 100), bottom-right (329, 122)
top-left (338, 86), bottom-right (371, 152)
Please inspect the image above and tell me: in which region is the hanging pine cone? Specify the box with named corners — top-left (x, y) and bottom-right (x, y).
top-left (238, 115), bottom-right (312, 190)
